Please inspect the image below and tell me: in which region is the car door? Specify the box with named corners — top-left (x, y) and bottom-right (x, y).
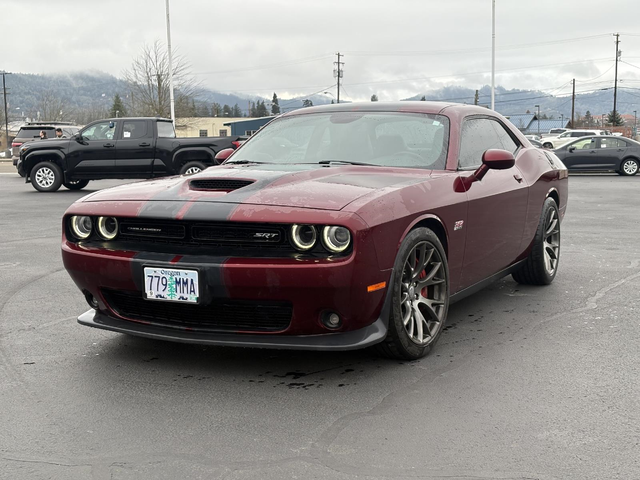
top-left (115, 120), bottom-right (156, 177)
top-left (457, 116), bottom-right (528, 289)
top-left (596, 137), bottom-right (627, 169)
top-left (66, 120), bottom-right (119, 177)
top-left (560, 137), bottom-right (596, 170)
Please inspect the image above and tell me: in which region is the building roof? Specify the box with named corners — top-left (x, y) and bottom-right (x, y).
top-left (504, 114), bottom-right (535, 130)
top-left (523, 118), bottom-right (571, 134)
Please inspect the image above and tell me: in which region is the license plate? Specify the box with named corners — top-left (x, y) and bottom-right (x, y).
top-left (143, 267), bottom-right (199, 303)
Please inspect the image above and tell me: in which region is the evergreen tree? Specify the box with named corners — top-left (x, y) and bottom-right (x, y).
top-left (371, 94), bottom-right (379, 102)
top-left (607, 110), bottom-right (624, 126)
top-left (232, 103), bottom-right (242, 117)
top-left (420, 96), bottom-right (426, 101)
top-left (196, 102), bottom-right (210, 117)
top-left (212, 102), bottom-right (222, 117)
top-left (249, 101), bottom-right (257, 117)
top-left (331, 99), bottom-right (335, 104)
top-left (271, 93), bottom-right (280, 114)
top-left (222, 104), bottom-right (232, 116)
top-left (256, 100), bottom-right (269, 117)
top-left (109, 94), bottom-right (127, 117)
top-left (302, 99), bottom-right (313, 108)
top-left (584, 110), bottom-right (593, 127)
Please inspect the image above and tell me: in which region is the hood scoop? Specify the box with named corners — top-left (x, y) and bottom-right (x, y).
top-left (189, 178), bottom-right (255, 192)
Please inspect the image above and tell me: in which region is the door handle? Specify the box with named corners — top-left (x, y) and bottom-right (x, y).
top-left (589, 150), bottom-right (597, 153)
top-left (513, 174), bottom-right (523, 183)
top-left (103, 143), bottom-right (115, 148)
top-left (139, 142), bottom-right (151, 147)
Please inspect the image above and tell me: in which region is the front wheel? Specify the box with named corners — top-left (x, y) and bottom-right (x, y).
top-left (543, 142), bottom-right (553, 149)
top-left (375, 228), bottom-right (449, 360)
top-left (179, 161), bottom-right (207, 175)
top-left (512, 197), bottom-right (560, 285)
top-left (30, 162), bottom-right (63, 192)
top-left (63, 179), bottom-right (90, 190)
top-left (619, 158), bottom-right (639, 176)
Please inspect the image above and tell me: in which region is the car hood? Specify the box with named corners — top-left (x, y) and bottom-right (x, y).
top-left (80, 163), bottom-right (430, 211)
top-left (22, 138), bottom-right (69, 150)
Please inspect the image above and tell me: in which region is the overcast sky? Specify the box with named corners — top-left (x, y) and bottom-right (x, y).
top-left (3, 0), bottom-right (640, 101)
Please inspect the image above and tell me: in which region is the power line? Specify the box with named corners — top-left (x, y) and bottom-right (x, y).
top-left (193, 54), bottom-right (333, 76)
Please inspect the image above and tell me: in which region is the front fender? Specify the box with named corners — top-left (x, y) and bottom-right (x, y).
top-left (23, 150), bottom-right (65, 178)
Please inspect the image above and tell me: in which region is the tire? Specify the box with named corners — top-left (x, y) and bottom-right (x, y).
top-left (63, 179), bottom-right (90, 190)
top-left (179, 161), bottom-right (207, 175)
top-left (619, 158), bottom-right (639, 176)
top-left (30, 162), bottom-right (63, 192)
top-left (543, 142), bottom-right (553, 149)
top-left (375, 228), bottom-right (449, 360)
top-left (512, 197), bottom-right (560, 285)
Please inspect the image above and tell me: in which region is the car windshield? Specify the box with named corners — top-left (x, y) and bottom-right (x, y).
top-left (228, 112), bottom-right (450, 169)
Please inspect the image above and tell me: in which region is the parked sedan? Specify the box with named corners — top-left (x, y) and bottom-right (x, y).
top-left (62, 102), bottom-right (568, 360)
top-left (553, 135), bottom-right (640, 176)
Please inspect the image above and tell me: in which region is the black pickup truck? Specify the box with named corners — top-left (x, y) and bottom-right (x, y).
top-left (17, 117), bottom-right (242, 192)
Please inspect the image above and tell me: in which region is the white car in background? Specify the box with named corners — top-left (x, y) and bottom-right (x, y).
top-left (541, 129), bottom-right (607, 149)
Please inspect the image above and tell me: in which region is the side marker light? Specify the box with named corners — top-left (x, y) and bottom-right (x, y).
top-left (367, 282), bottom-right (386, 293)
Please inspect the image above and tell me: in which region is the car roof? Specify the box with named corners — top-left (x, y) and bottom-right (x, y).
top-left (280, 101), bottom-right (495, 117)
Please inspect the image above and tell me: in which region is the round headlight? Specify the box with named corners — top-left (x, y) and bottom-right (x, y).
top-left (290, 224), bottom-right (317, 251)
top-left (322, 226), bottom-right (351, 253)
top-left (70, 216), bottom-right (92, 240)
top-left (97, 216), bottom-right (118, 240)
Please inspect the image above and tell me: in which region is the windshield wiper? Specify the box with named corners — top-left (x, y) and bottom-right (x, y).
top-left (225, 160), bottom-right (270, 165)
top-left (318, 160), bottom-right (377, 166)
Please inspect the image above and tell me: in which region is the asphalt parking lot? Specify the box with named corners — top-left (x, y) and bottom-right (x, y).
top-left (1, 168), bottom-right (639, 480)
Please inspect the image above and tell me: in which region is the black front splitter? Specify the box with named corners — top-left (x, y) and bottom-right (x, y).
top-left (78, 310), bottom-right (388, 351)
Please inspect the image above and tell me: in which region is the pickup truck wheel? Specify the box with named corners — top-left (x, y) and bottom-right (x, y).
top-left (542, 142), bottom-right (553, 149)
top-left (31, 162), bottom-right (63, 192)
top-left (180, 161), bottom-right (207, 175)
top-left (63, 179), bottom-right (90, 190)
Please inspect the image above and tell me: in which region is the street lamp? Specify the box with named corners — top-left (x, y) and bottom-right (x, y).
top-left (634, 110), bottom-right (637, 138)
top-left (535, 105), bottom-right (540, 136)
top-left (323, 91), bottom-right (335, 104)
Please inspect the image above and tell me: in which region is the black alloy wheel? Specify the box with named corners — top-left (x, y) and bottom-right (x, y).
top-left (376, 227), bottom-right (449, 360)
top-left (513, 197), bottom-right (560, 285)
top-left (30, 162), bottom-right (63, 192)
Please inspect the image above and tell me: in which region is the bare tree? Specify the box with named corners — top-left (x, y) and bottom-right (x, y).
top-left (30, 90), bottom-right (68, 121)
top-left (123, 41), bottom-right (199, 118)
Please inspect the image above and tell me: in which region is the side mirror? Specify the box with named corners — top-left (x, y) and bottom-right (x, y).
top-left (75, 134), bottom-right (84, 143)
top-left (472, 149), bottom-right (515, 181)
top-left (214, 148), bottom-right (234, 164)
top-left (568, 146), bottom-right (576, 153)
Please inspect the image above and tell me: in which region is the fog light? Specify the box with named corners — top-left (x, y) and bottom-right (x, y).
top-left (84, 291), bottom-right (98, 310)
top-left (322, 312), bottom-right (342, 329)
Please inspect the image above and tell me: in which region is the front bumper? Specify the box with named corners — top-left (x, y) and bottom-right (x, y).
top-left (78, 309), bottom-right (389, 351)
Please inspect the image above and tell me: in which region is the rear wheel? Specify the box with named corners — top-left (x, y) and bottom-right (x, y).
top-left (375, 228), bottom-right (449, 360)
top-left (619, 158), bottom-right (639, 176)
top-left (512, 197), bottom-right (560, 285)
top-left (543, 142), bottom-right (553, 149)
top-left (30, 162), bottom-right (63, 192)
top-left (63, 179), bottom-right (90, 190)
top-left (180, 161), bottom-right (207, 175)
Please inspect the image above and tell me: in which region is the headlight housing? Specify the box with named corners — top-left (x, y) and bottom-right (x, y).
top-left (97, 216), bottom-right (118, 240)
top-left (290, 224), bottom-right (317, 251)
top-left (321, 226), bottom-right (351, 253)
top-left (70, 216), bottom-right (93, 240)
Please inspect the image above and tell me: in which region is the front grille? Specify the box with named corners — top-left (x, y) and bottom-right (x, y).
top-left (103, 290), bottom-right (292, 333)
top-left (120, 222), bottom-right (186, 239)
top-left (190, 179), bottom-right (254, 191)
top-left (192, 224), bottom-right (282, 243)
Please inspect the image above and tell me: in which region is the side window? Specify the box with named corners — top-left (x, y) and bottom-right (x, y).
top-left (571, 138), bottom-right (593, 150)
top-left (489, 121), bottom-right (519, 153)
top-left (559, 132), bottom-right (569, 138)
top-left (82, 121), bottom-right (117, 141)
top-left (458, 118), bottom-right (504, 169)
top-left (599, 138), bottom-right (625, 149)
top-left (571, 132), bottom-right (586, 137)
top-left (122, 121), bottom-right (147, 140)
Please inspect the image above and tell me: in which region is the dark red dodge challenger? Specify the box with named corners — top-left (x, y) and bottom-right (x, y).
top-left (62, 102), bottom-right (568, 360)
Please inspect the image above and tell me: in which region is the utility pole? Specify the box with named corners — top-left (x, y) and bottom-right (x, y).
top-left (333, 52), bottom-right (344, 104)
top-left (1, 71), bottom-right (10, 153)
top-left (535, 104), bottom-right (540, 136)
top-left (474, 90), bottom-right (479, 105)
top-left (571, 78), bottom-right (575, 128)
top-left (491, 0), bottom-right (496, 110)
top-left (613, 33), bottom-right (620, 127)
top-left (165, 0), bottom-right (176, 125)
